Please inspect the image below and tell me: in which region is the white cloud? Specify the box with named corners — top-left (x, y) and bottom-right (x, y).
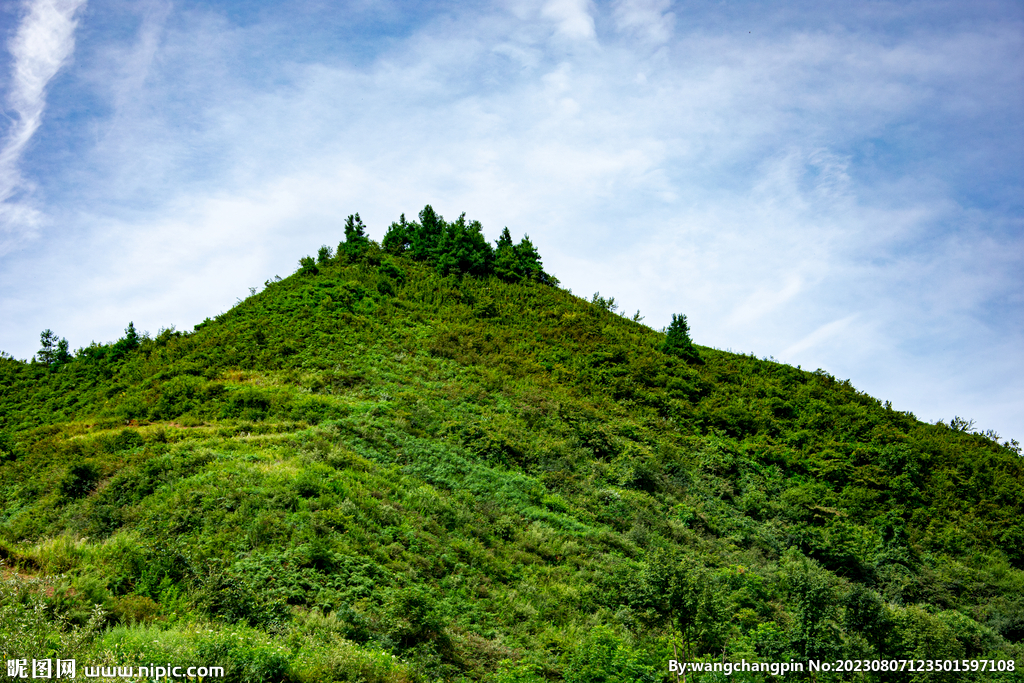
top-left (0, 0), bottom-right (87, 253)
top-left (541, 0), bottom-right (596, 41)
top-left (612, 0), bottom-right (675, 44)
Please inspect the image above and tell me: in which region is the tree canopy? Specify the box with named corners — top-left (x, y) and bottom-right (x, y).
top-left (383, 206), bottom-right (557, 284)
top-left (661, 313), bottom-right (703, 364)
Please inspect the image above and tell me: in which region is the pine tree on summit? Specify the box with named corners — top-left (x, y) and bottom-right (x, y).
top-left (373, 205), bottom-right (558, 283)
top-left (514, 235), bottom-right (545, 283)
top-left (662, 314), bottom-right (702, 364)
top-left (339, 213), bottom-right (370, 259)
top-left (494, 228), bottom-right (553, 284)
top-left (344, 213), bottom-right (368, 245)
top-left (410, 205), bottom-right (444, 262)
top-left (494, 228), bottom-right (518, 281)
top-left (382, 213), bottom-right (411, 254)
top-left (436, 213), bottom-right (493, 277)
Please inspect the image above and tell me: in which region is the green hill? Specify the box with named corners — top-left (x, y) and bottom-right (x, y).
top-left (1, 208), bottom-right (1022, 682)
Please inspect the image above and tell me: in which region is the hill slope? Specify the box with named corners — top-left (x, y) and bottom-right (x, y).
top-left (1, 219), bottom-right (1023, 682)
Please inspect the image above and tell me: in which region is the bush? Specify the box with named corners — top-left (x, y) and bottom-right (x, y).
top-left (197, 572), bottom-right (288, 628)
top-left (221, 387), bottom-right (273, 421)
top-left (60, 462), bottom-right (102, 499)
top-left (152, 376), bottom-right (208, 419)
top-left (378, 260), bottom-right (405, 283)
top-left (112, 594), bottom-right (160, 624)
top-left (381, 586), bottom-right (448, 650)
top-left (563, 626), bottom-right (656, 683)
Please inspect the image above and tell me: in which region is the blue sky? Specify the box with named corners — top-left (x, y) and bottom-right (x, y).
top-left (1, 0), bottom-right (1022, 441)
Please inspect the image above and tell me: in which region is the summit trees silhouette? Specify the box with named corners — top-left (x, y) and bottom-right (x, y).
top-left (494, 228), bottom-right (552, 284)
top-left (382, 206), bottom-right (556, 284)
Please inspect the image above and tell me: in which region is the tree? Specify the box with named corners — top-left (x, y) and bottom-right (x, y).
top-left (564, 626), bottom-right (657, 683)
top-left (38, 330), bottom-right (57, 365)
top-left (494, 228), bottom-right (518, 281)
top-left (347, 213), bottom-right (370, 246)
top-left (845, 584), bottom-right (890, 653)
top-left (336, 213), bottom-right (371, 260)
top-left (298, 256), bottom-right (319, 276)
top-left (38, 329), bottom-right (72, 368)
top-left (516, 235), bottom-right (545, 282)
top-left (123, 322), bottom-right (140, 351)
top-left (781, 550), bottom-right (843, 662)
top-left (382, 214), bottom-right (411, 254)
top-left (344, 213), bottom-right (368, 244)
top-left (435, 213), bottom-right (494, 277)
top-left (494, 228), bottom-right (557, 285)
top-left (383, 206), bottom-right (557, 284)
top-left (409, 205), bottom-right (445, 262)
top-left (108, 322), bottom-right (142, 362)
top-left (56, 338), bottom-right (70, 365)
top-left (37, 329), bottom-right (57, 365)
top-left (591, 292), bottom-right (618, 312)
top-left (627, 548), bottom-right (730, 676)
top-left (662, 314), bottom-right (702, 364)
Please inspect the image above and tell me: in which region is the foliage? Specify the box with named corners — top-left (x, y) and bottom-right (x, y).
top-left (383, 206), bottom-right (556, 283)
top-left (661, 313), bottom-right (702, 364)
top-left (298, 256), bottom-right (319, 276)
top-left (563, 627), bottom-right (657, 683)
top-left (37, 330), bottom-right (71, 368)
top-left (435, 213), bottom-right (493, 277)
top-left (495, 228), bottom-right (555, 285)
top-left (0, 211), bottom-right (1022, 681)
top-left (340, 213), bottom-right (370, 259)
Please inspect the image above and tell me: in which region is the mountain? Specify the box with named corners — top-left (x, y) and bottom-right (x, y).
top-left (2, 209), bottom-right (1022, 682)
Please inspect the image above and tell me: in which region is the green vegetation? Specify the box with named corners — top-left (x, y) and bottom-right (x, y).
top-left (660, 314), bottom-right (701, 366)
top-left (1, 206), bottom-right (1022, 682)
top-left (381, 206), bottom-right (555, 284)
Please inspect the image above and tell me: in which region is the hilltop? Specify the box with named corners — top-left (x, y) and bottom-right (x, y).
top-left (1, 207), bottom-right (1022, 682)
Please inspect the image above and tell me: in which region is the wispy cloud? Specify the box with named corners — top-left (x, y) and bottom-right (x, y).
top-left (0, 0), bottom-right (86, 253)
top-left (783, 315), bottom-right (859, 357)
top-left (612, 0), bottom-right (674, 44)
top-left (541, 0), bottom-right (596, 41)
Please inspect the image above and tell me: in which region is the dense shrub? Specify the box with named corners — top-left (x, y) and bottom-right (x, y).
top-left (59, 461), bottom-right (101, 499)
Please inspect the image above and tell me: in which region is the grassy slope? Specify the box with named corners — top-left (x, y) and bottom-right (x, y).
top-left (1, 244), bottom-right (1022, 682)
